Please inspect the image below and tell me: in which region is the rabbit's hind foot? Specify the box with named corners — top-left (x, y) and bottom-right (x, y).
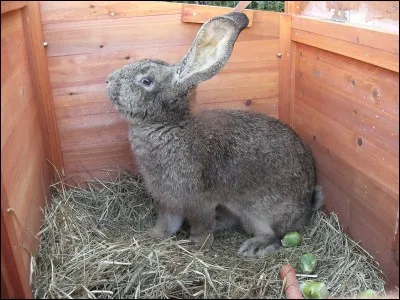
top-left (237, 235), bottom-right (280, 258)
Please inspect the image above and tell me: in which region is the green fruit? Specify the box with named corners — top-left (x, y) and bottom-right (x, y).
top-left (300, 281), bottom-right (329, 299)
top-left (299, 253), bottom-right (318, 274)
top-left (281, 231), bottom-right (302, 247)
top-left (357, 289), bottom-right (377, 299)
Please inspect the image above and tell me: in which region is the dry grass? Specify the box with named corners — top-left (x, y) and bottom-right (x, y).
top-left (32, 170), bottom-right (388, 299)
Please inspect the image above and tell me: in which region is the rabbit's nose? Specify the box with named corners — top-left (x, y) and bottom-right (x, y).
top-left (106, 80), bottom-right (109, 84)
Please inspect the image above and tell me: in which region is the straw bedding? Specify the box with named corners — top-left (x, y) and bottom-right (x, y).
top-left (32, 170), bottom-right (387, 299)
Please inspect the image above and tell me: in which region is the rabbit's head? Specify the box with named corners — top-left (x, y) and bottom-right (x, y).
top-left (106, 12), bottom-right (249, 122)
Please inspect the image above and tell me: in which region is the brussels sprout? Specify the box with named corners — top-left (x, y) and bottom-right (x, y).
top-left (299, 253), bottom-right (318, 274)
top-left (300, 281), bottom-right (329, 299)
top-left (281, 231), bottom-right (302, 247)
top-left (357, 289), bottom-right (377, 299)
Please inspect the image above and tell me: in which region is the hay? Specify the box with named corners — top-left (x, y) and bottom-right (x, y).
top-left (32, 170), bottom-right (387, 299)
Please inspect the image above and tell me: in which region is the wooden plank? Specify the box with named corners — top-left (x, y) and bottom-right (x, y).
top-left (233, 1), bottom-right (252, 12)
top-left (295, 120), bottom-right (398, 222)
top-left (294, 1), bottom-right (400, 22)
top-left (1, 177), bottom-right (32, 299)
top-left (42, 14), bottom-right (196, 57)
top-left (294, 45), bottom-right (399, 157)
top-left (296, 71), bottom-right (399, 158)
top-left (57, 113), bottom-right (128, 150)
top-left (295, 43), bottom-right (399, 119)
top-left (181, 4), bottom-right (253, 27)
top-left (46, 39), bottom-right (279, 88)
top-left (294, 98), bottom-right (398, 200)
top-left (289, 41), bottom-right (297, 127)
top-left (42, 11), bottom-right (278, 57)
top-left (39, 1), bottom-right (183, 24)
top-left (196, 79), bottom-right (278, 104)
top-left (52, 80), bottom-right (278, 120)
top-left (295, 115), bottom-right (399, 285)
top-left (1, 10), bottom-right (34, 150)
top-left (1, 6), bottom-right (53, 294)
top-left (278, 14), bottom-right (292, 124)
top-left (62, 142), bottom-right (135, 176)
top-left (22, 2), bottom-right (65, 175)
top-left (19, 159), bottom-right (51, 259)
top-left (298, 124), bottom-right (398, 233)
top-left (348, 195), bottom-right (399, 286)
top-left (292, 16), bottom-right (399, 54)
top-left (193, 97), bottom-right (279, 118)
top-left (1, 1), bottom-right (27, 15)
top-left (292, 28), bottom-right (399, 72)
top-left (284, 1), bottom-right (301, 15)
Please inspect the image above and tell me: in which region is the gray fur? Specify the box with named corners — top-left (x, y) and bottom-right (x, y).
top-left (106, 12), bottom-right (323, 257)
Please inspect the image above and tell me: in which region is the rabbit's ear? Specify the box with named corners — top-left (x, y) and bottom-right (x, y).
top-left (175, 12), bottom-right (248, 87)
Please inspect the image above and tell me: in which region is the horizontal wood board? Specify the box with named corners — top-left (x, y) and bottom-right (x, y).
top-left (287, 1), bottom-right (399, 34)
top-left (291, 42), bottom-right (399, 286)
top-left (39, 1), bottom-right (281, 182)
top-left (181, 4), bottom-right (254, 27)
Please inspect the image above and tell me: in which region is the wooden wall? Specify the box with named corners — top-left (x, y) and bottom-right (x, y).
top-left (39, 1), bottom-right (281, 183)
top-left (1, 2), bottom-right (58, 298)
top-left (279, 11), bottom-right (399, 286)
top-left (286, 1), bottom-right (399, 33)
top-left (2, 1), bottom-right (396, 293)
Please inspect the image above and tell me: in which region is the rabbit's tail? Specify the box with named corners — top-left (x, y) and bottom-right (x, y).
top-left (311, 185), bottom-right (324, 211)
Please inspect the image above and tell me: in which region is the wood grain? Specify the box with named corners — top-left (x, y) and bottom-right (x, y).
top-left (295, 43), bottom-right (399, 119)
top-left (295, 1), bottom-right (400, 22)
top-left (193, 97), bottom-right (279, 118)
top-left (233, 1), bottom-right (252, 12)
top-left (1, 178), bottom-right (32, 299)
top-left (295, 109), bottom-right (399, 286)
top-left (295, 44), bottom-right (399, 157)
top-left (1, 4), bottom-right (53, 296)
top-left (1, 1), bottom-right (27, 15)
top-left (292, 16), bottom-right (399, 54)
top-left (278, 14), bottom-right (292, 124)
top-left (39, 1), bottom-right (183, 24)
top-left (182, 4), bottom-right (253, 27)
top-left (292, 28), bottom-right (399, 72)
top-left (41, 10), bottom-right (279, 57)
top-left (22, 1), bottom-right (64, 175)
top-left (46, 39), bottom-right (279, 89)
top-left (291, 40), bottom-right (399, 285)
top-left (284, 1), bottom-right (301, 15)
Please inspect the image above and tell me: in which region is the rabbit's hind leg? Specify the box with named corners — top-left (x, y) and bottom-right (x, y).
top-left (237, 213), bottom-right (280, 258)
top-left (149, 209), bottom-right (183, 240)
top-left (215, 204), bottom-right (241, 231)
top-left (237, 235), bottom-right (280, 258)
top-left (187, 203), bottom-right (217, 248)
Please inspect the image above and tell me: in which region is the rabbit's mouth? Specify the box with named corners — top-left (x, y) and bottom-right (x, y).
top-left (106, 81), bottom-right (121, 106)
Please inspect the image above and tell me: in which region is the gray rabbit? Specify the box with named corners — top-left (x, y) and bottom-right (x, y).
top-left (106, 12), bottom-right (323, 257)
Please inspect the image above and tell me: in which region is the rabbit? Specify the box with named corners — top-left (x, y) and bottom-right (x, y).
top-left (106, 12), bottom-right (324, 257)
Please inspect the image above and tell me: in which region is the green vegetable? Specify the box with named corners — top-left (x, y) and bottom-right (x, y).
top-left (357, 289), bottom-right (377, 299)
top-left (281, 231), bottom-right (302, 247)
top-left (299, 253), bottom-right (318, 274)
top-left (300, 281), bottom-right (329, 299)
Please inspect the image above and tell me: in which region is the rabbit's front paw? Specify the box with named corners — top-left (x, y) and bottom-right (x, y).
top-left (190, 233), bottom-right (214, 249)
top-left (148, 210), bottom-right (183, 240)
top-left (237, 236), bottom-right (280, 258)
top-left (148, 226), bottom-right (168, 240)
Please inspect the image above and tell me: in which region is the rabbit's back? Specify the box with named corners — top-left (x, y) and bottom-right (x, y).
top-left (129, 109), bottom-right (315, 209)
top-left (192, 110), bottom-right (315, 194)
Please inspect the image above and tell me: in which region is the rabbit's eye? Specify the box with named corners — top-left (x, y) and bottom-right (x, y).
top-left (141, 77), bottom-right (153, 86)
